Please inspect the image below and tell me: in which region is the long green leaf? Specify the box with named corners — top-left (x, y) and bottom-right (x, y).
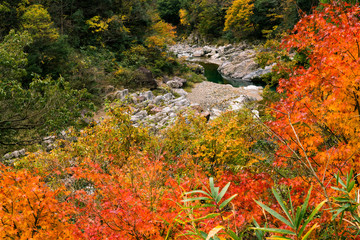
top-left (250, 227), bottom-right (296, 235)
top-left (182, 197), bottom-right (211, 202)
top-left (338, 177), bottom-right (346, 188)
top-left (217, 182), bottom-right (230, 203)
top-left (254, 200), bottom-right (294, 228)
top-left (272, 188), bottom-right (294, 227)
top-left (183, 213), bottom-right (221, 223)
top-left (219, 194), bottom-right (237, 209)
top-left (226, 230), bottom-right (241, 240)
top-left (298, 200), bottom-right (326, 236)
top-left (297, 186), bottom-right (312, 229)
top-left (185, 190), bottom-right (212, 198)
top-left (347, 180), bottom-right (355, 192)
top-left (252, 219), bottom-right (265, 240)
top-left (331, 187), bottom-right (348, 193)
top-left (268, 236), bottom-right (293, 240)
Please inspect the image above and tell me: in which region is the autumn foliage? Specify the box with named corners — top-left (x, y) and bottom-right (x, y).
top-left (5, 2), bottom-right (360, 239)
top-left (0, 166), bottom-right (75, 239)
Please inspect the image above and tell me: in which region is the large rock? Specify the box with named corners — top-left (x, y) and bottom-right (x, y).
top-left (172, 88), bottom-right (188, 96)
top-left (172, 76), bottom-right (187, 84)
top-left (135, 67), bottom-right (158, 89)
top-left (170, 43), bottom-right (272, 81)
top-left (2, 149), bottom-right (26, 166)
top-left (193, 48), bottom-right (205, 57)
top-left (167, 80), bottom-right (183, 88)
top-left (114, 89), bottom-right (129, 100)
top-left (242, 64), bottom-right (274, 81)
top-left (218, 49), bottom-right (259, 80)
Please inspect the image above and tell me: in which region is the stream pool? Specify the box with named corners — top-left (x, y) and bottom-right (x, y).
top-left (196, 61), bottom-right (265, 88)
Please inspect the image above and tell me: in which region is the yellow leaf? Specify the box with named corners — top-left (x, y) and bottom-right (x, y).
top-left (206, 226), bottom-right (225, 240)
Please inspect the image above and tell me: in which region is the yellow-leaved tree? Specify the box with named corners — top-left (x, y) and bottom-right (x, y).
top-left (21, 4), bottom-right (59, 42)
top-left (224, 0), bottom-right (254, 37)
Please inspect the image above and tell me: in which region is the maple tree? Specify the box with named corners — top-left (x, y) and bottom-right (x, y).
top-left (0, 166), bottom-right (75, 239)
top-left (258, 2), bottom-right (360, 237)
top-left (270, 2), bottom-right (360, 180)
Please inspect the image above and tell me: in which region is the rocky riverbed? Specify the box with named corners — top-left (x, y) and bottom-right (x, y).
top-left (187, 81), bottom-right (261, 117)
top-left (3, 42), bottom-right (268, 163)
top-left (169, 43), bottom-right (273, 82)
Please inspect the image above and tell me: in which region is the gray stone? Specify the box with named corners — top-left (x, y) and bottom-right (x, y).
top-left (130, 93), bottom-right (138, 103)
top-left (203, 46), bottom-right (214, 54)
top-left (131, 110), bottom-right (148, 122)
top-left (142, 91), bottom-right (154, 101)
top-left (162, 107), bottom-right (172, 114)
top-left (175, 99), bottom-right (190, 106)
top-left (135, 67), bottom-right (158, 89)
top-left (114, 89), bottom-right (129, 100)
top-left (3, 153), bottom-right (11, 160)
top-left (252, 110), bottom-right (260, 119)
top-left (167, 80), bottom-right (183, 88)
top-left (172, 88), bottom-right (188, 96)
top-left (229, 96), bottom-right (247, 111)
top-left (43, 136), bottom-right (56, 145)
top-left (242, 65), bottom-right (273, 81)
top-left (172, 76), bottom-right (187, 84)
top-left (218, 58), bottom-right (258, 80)
top-left (169, 112), bottom-right (177, 119)
top-left (163, 93), bottom-right (175, 101)
top-left (244, 85), bottom-right (260, 90)
top-left (154, 95), bottom-right (164, 105)
top-left (193, 48), bottom-right (204, 57)
top-left (2, 148), bottom-right (26, 162)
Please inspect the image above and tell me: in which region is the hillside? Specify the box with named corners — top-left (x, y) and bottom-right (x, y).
top-left (1, 0), bottom-right (360, 239)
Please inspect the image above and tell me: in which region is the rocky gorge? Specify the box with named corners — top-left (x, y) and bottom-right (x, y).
top-left (169, 43), bottom-right (273, 82)
top-left (2, 43), bottom-right (267, 164)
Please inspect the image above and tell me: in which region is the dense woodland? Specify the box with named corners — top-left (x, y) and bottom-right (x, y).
top-left (2, 0), bottom-right (360, 239)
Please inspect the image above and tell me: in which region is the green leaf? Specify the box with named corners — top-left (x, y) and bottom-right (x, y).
top-left (347, 180), bottom-right (355, 192)
top-left (219, 194), bottom-right (237, 210)
top-left (191, 213), bottom-right (220, 223)
top-left (252, 219), bottom-right (265, 240)
top-left (182, 197), bottom-right (211, 202)
top-left (297, 186), bottom-right (312, 229)
top-left (272, 188), bottom-right (294, 228)
top-left (202, 203), bottom-right (217, 208)
top-left (331, 187), bottom-right (348, 193)
top-left (185, 190), bottom-right (212, 198)
top-left (331, 203), bottom-right (351, 220)
top-left (267, 236), bottom-right (293, 240)
top-left (254, 200), bottom-right (294, 228)
top-left (200, 231), bottom-right (208, 239)
top-left (338, 177), bottom-right (346, 188)
top-left (298, 200), bottom-right (326, 236)
top-left (226, 230), bottom-right (241, 240)
top-left (251, 227), bottom-right (296, 235)
top-left (217, 182), bottom-right (230, 203)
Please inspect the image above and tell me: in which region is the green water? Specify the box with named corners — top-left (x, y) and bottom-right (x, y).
top-left (196, 61), bottom-right (265, 88)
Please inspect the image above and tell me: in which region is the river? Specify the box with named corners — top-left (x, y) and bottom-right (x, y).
top-left (195, 61), bottom-right (266, 88)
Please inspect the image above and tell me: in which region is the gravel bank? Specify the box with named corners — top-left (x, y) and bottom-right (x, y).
top-left (187, 81), bottom-right (262, 111)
